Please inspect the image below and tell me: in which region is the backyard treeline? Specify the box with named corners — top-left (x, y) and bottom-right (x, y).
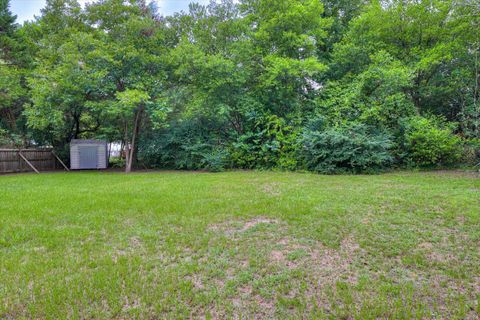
top-left (0, 0), bottom-right (479, 172)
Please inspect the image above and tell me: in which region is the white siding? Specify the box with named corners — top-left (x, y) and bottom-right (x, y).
top-left (97, 145), bottom-right (107, 168)
top-left (70, 141), bottom-right (108, 169)
top-left (70, 145), bottom-right (81, 169)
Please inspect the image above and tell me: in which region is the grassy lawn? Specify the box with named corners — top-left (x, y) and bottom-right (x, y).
top-left (0, 170), bottom-right (479, 319)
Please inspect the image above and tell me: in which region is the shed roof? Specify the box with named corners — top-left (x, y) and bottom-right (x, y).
top-left (70, 139), bottom-right (107, 145)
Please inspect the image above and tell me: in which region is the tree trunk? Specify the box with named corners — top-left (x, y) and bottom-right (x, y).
top-left (73, 111), bottom-right (81, 139)
top-left (125, 106), bottom-right (143, 173)
top-left (124, 120), bottom-right (130, 173)
top-left (474, 46), bottom-right (479, 137)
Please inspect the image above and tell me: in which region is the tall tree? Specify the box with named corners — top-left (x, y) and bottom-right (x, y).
top-left (25, 32), bottom-right (110, 146)
top-left (327, 0), bottom-right (479, 136)
top-left (86, 0), bottom-right (169, 172)
top-left (24, 0), bottom-right (95, 149)
top-left (0, 0), bottom-right (17, 61)
top-left (0, 0), bottom-right (30, 146)
top-left (240, 0), bottom-right (329, 117)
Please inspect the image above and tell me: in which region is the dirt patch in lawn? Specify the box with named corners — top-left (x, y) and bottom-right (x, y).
top-left (208, 218), bottom-right (363, 286)
top-left (203, 217), bottom-right (479, 318)
top-left (272, 236), bottom-right (361, 271)
top-left (261, 183), bottom-right (282, 196)
top-left (203, 219), bottom-right (367, 316)
top-left (240, 218), bottom-right (278, 231)
top-left (269, 249), bottom-right (285, 263)
top-left (208, 217), bottom-right (279, 235)
top-left (313, 237), bottom-right (361, 283)
top-left (416, 241), bottom-right (457, 263)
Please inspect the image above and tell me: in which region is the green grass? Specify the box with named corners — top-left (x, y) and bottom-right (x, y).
top-left (1, 170), bottom-right (479, 319)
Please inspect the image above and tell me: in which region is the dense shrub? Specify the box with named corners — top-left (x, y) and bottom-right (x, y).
top-left (198, 148), bottom-right (230, 172)
top-left (300, 124), bottom-right (393, 173)
top-left (138, 118), bottom-right (229, 171)
top-left (231, 115), bottom-right (299, 170)
top-left (402, 116), bottom-right (462, 167)
top-left (109, 156), bottom-right (125, 168)
top-left (0, 129), bottom-right (16, 147)
top-left (138, 115), bottom-right (465, 173)
top-left (462, 138), bottom-right (480, 165)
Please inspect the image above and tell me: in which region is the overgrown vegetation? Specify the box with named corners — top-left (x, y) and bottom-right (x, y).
top-left (1, 171), bottom-right (478, 318)
top-left (300, 124), bottom-right (393, 173)
top-left (0, 0), bottom-right (479, 172)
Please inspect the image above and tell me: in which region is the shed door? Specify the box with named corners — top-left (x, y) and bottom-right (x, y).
top-left (79, 146), bottom-right (98, 169)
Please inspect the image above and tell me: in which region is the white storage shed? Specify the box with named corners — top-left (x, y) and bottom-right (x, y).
top-left (70, 139), bottom-right (108, 170)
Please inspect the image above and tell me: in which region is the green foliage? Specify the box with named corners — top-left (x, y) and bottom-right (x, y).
top-left (402, 116), bottom-right (462, 167)
top-left (300, 124), bottom-right (393, 173)
top-left (0, 128), bottom-right (11, 146)
top-left (0, 0), bottom-right (31, 145)
top-left (109, 156), bottom-right (125, 168)
top-left (0, 0), bottom-right (20, 62)
top-left (115, 89), bottom-right (150, 112)
top-left (318, 51), bottom-right (416, 129)
top-left (25, 31), bottom-right (110, 145)
top-left (138, 118), bottom-right (229, 171)
top-left (1, 0), bottom-right (475, 171)
top-left (198, 148), bottom-right (230, 172)
top-left (329, 0), bottom-right (479, 126)
top-left (231, 115), bottom-right (299, 170)
top-left (0, 66), bottom-right (27, 139)
top-left (242, 0), bottom-right (330, 57)
top-left (462, 138), bottom-right (480, 166)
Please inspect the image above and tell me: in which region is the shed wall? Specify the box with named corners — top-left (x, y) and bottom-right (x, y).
top-left (70, 142), bottom-right (107, 170)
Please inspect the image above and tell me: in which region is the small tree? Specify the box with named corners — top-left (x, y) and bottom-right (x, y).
top-left (114, 89), bottom-right (150, 173)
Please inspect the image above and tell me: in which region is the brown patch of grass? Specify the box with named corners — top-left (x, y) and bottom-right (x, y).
top-left (361, 217), bottom-right (371, 225)
top-left (254, 295), bottom-right (275, 315)
top-left (203, 215), bottom-right (478, 318)
top-left (122, 296), bottom-right (141, 312)
top-left (240, 218), bottom-right (278, 232)
top-left (427, 251), bottom-right (457, 263)
top-left (268, 235), bottom-right (362, 286)
top-left (418, 242), bottom-right (434, 250)
top-left (309, 237), bottom-right (361, 285)
top-left (238, 285), bottom-right (252, 295)
top-left (129, 236), bottom-right (142, 248)
top-left (456, 215), bottom-right (466, 224)
top-left (261, 183), bottom-right (282, 196)
top-left (270, 250), bottom-right (285, 263)
top-left (190, 274), bottom-right (204, 289)
top-left (208, 217), bottom-right (279, 235)
top-left (112, 249), bottom-right (127, 263)
top-left (269, 249), bottom-right (300, 269)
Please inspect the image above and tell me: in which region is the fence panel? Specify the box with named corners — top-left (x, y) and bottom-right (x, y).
top-left (0, 149), bottom-right (59, 173)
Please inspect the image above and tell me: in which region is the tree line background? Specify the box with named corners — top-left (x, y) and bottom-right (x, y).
top-left (0, 0), bottom-right (479, 173)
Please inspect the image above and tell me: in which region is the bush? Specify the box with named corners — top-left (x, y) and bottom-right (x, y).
top-left (109, 157), bottom-right (125, 168)
top-left (462, 138), bottom-right (480, 166)
top-left (0, 128), bottom-right (15, 147)
top-left (403, 116), bottom-right (462, 167)
top-left (231, 115), bottom-right (299, 170)
top-left (300, 124), bottom-right (393, 173)
top-left (198, 148), bottom-right (230, 172)
top-left (138, 118), bottom-right (229, 171)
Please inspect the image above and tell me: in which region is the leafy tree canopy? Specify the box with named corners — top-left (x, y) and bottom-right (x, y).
top-left (0, 0), bottom-right (478, 171)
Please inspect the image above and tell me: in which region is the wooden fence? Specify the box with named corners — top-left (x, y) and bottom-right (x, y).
top-left (0, 149), bottom-right (68, 174)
